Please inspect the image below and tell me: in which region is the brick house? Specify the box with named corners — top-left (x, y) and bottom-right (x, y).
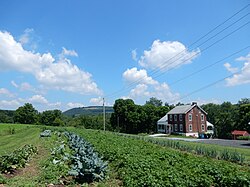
top-left (157, 102), bottom-right (208, 137)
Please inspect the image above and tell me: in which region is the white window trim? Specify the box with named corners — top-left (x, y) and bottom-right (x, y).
top-left (201, 124), bottom-right (205, 131)
top-left (169, 115), bottom-right (172, 121)
top-left (174, 114), bottom-right (177, 121)
top-left (179, 115), bottom-right (182, 121)
top-left (175, 124), bottom-right (178, 131)
top-left (189, 114), bottom-right (192, 121)
top-left (189, 124), bottom-right (192, 132)
top-left (201, 114), bottom-right (204, 121)
top-left (180, 124), bottom-right (183, 131)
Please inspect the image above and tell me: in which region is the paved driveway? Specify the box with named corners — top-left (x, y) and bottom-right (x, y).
top-left (165, 137), bottom-right (250, 149)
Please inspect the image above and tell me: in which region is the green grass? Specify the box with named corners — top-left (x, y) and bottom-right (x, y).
top-left (0, 124), bottom-right (41, 155)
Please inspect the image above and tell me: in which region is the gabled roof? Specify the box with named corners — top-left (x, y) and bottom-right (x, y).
top-left (167, 104), bottom-right (207, 115)
top-left (157, 114), bottom-right (168, 124)
top-left (207, 121), bottom-right (214, 127)
top-left (167, 105), bottom-right (193, 114)
top-left (231, 130), bottom-right (249, 136)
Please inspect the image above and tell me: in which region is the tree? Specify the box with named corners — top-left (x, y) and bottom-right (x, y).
top-left (39, 109), bottom-right (64, 126)
top-left (145, 97), bottom-right (163, 107)
top-left (237, 104), bottom-right (250, 132)
top-left (14, 103), bottom-right (38, 124)
top-left (238, 98), bottom-right (250, 105)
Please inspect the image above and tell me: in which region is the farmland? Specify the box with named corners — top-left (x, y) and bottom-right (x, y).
top-left (0, 124), bottom-right (250, 186)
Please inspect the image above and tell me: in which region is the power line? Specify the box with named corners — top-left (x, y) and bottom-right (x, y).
top-left (168, 46), bottom-right (250, 86)
top-left (105, 4), bottom-right (249, 99)
top-left (168, 70), bottom-right (242, 104)
top-left (106, 20), bottom-right (250, 100)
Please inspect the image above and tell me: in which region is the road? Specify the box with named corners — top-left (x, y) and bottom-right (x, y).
top-left (164, 137), bottom-right (250, 149)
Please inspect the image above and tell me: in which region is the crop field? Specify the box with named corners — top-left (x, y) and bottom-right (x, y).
top-left (0, 124), bottom-right (250, 187)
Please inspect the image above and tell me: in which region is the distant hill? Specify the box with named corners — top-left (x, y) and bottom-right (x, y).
top-left (63, 106), bottom-right (114, 116)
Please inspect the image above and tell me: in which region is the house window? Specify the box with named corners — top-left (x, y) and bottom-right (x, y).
top-left (201, 114), bottom-right (204, 121)
top-left (174, 115), bottom-right (177, 121)
top-left (207, 126), bottom-right (213, 130)
top-left (175, 124), bottom-right (178, 131)
top-left (179, 115), bottom-right (183, 121)
top-left (189, 114), bottom-right (192, 121)
top-left (201, 124), bottom-right (205, 131)
top-left (169, 115), bottom-right (172, 121)
top-left (189, 124), bottom-right (192, 132)
top-left (180, 124), bottom-right (183, 131)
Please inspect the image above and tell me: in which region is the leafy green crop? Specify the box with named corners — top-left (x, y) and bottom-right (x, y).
top-left (64, 132), bottom-right (108, 183)
top-left (70, 129), bottom-right (250, 187)
top-left (40, 129), bottom-right (52, 137)
top-left (0, 144), bottom-right (37, 173)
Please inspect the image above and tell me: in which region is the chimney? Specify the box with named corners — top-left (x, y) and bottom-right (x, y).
top-left (192, 102), bottom-right (197, 106)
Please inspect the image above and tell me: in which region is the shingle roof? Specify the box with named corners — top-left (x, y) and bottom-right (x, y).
top-left (167, 105), bottom-right (193, 114)
top-left (167, 104), bottom-right (207, 115)
top-left (157, 114), bottom-right (168, 123)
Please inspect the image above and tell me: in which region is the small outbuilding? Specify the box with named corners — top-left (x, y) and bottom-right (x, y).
top-left (231, 130), bottom-right (249, 140)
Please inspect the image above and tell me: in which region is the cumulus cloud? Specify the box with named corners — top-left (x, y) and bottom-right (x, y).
top-left (139, 40), bottom-right (199, 71)
top-left (0, 99), bottom-right (20, 110)
top-left (0, 31), bottom-right (102, 95)
top-left (61, 47), bottom-right (78, 57)
top-left (127, 82), bottom-right (180, 104)
top-left (131, 49), bottom-right (137, 61)
top-left (129, 84), bottom-right (150, 98)
top-left (90, 97), bottom-right (104, 105)
top-left (224, 63), bottom-right (238, 73)
top-left (123, 67), bottom-right (158, 85)
top-left (0, 95), bottom-right (62, 111)
top-left (19, 28), bottom-right (34, 45)
top-left (28, 95), bottom-right (48, 104)
top-left (0, 88), bottom-right (14, 97)
top-left (225, 52), bottom-right (250, 86)
top-left (67, 102), bottom-right (84, 108)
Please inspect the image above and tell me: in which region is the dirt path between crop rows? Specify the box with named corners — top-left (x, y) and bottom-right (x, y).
top-left (2, 143), bottom-right (49, 186)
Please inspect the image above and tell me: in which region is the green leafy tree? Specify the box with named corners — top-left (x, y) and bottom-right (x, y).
top-left (14, 103), bottom-right (38, 124)
top-left (39, 109), bottom-right (64, 126)
top-left (237, 104), bottom-right (250, 132)
top-left (145, 97), bottom-right (163, 107)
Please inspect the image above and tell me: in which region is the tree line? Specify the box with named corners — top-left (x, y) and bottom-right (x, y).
top-left (0, 97), bottom-right (249, 139)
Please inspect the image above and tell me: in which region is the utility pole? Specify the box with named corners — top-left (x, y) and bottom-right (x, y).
top-left (103, 97), bottom-right (105, 131)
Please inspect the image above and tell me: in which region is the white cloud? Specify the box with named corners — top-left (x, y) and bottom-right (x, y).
top-left (225, 52), bottom-right (250, 86)
top-left (129, 84), bottom-right (150, 98)
top-left (139, 40), bottom-right (199, 71)
top-left (152, 83), bottom-right (180, 103)
top-left (0, 31), bottom-right (102, 95)
top-left (127, 82), bottom-right (180, 105)
top-left (19, 28), bottom-right (34, 45)
top-left (0, 88), bottom-right (14, 97)
top-left (224, 63), bottom-right (238, 73)
top-left (11, 80), bottom-right (18, 88)
top-left (0, 99), bottom-right (20, 110)
top-left (67, 102), bottom-right (84, 108)
top-left (90, 97), bottom-right (104, 106)
top-left (28, 95), bottom-right (48, 104)
top-left (61, 47), bottom-right (78, 57)
top-left (123, 67), bottom-right (158, 85)
top-left (131, 49), bottom-right (137, 61)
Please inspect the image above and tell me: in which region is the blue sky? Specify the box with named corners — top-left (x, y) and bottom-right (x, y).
top-left (0, 0), bottom-right (249, 111)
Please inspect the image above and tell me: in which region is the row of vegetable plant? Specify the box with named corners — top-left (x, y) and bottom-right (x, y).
top-left (70, 129), bottom-right (250, 187)
top-left (0, 144), bottom-right (37, 173)
top-left (118, 133), bottom-right (246, 164)
top-left (40, 130), bottom-right (108, 184)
